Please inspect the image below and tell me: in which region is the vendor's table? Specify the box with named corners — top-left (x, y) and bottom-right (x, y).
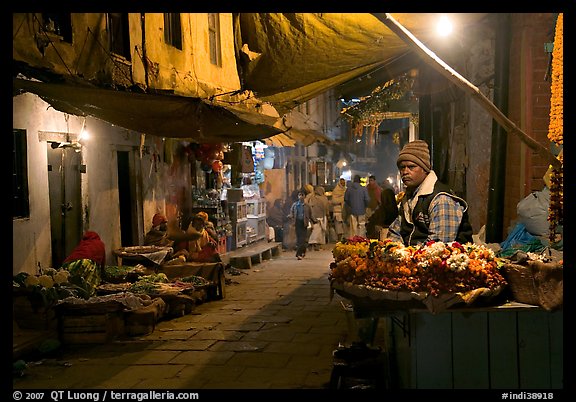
top-left (333, 285), bottom-right (563, 389)
top-left (113, 246), bottom-right (172, 267)
top-left (159, 262), bottom-right (225, 300)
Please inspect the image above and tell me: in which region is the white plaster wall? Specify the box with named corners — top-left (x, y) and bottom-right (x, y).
top-left (13, 93), bottom-right (84, 274)
top-left (12, 93), bottom-right (178, 275)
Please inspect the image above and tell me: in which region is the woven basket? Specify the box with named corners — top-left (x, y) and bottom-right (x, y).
top-left (502, 261), bottom-right (563, 311)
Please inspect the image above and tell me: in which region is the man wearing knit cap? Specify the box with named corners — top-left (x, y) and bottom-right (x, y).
top-left (387, 140), bottom-right (473, 246)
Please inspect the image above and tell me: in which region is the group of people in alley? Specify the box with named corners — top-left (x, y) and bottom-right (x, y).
top-left (270, 139), bottom-right (473, 260)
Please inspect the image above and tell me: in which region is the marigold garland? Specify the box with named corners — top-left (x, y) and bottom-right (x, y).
top-left (547, 14), bottom-right (563, 244)
top-left (547, 13), bottom-right (563, 145)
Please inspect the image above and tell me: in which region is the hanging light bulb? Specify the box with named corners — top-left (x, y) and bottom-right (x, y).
top-left (437, 14), bottom-right (453, 37)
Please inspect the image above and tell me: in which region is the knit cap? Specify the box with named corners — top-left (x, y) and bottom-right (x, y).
top-left (397, 140), bottom-right (431, 172)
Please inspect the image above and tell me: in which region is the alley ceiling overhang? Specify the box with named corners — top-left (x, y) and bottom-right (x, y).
top-left (236, 13), bottom-right (489, 113)
top-left (13, 78), bottom-right (286, 143)
top-left (13, 13), bottom-right (489, 146)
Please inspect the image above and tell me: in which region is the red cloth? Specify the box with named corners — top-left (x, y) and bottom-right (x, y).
top-left (63, 231), bottom-right (106, 267)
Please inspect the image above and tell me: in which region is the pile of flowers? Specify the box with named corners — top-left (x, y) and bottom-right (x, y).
top-left (330, 237), bottom-right (506, 297)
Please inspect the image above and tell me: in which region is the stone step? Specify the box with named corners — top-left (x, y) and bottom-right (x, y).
top-left (226, 241), bottom-right (282, 269)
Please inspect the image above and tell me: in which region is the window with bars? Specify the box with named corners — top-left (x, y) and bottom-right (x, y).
top-left (13, 129), bottom-right (30, 219)
top-left (208, 13), bottom-right (222, 66)
top-left (164, 13), bottom-right (182, 50)
top-left (108, 13), bottom-right (131, 60)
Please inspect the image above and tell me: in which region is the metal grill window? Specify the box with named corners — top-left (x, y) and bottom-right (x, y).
top-left (208, 13), bottom-right (221, 66)
top-left (108, 13), bottom-right (131, 60)
top-left (164, 13), bottom-right (182, 50)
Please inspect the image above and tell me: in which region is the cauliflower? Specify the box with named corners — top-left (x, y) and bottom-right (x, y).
top-left (53, 270), bottom-right (70, 285)
top-left (24, 275), bottom-right (40, 287)
top-left (43, 267), bottom-right (58, 277)
top-left (38, 274), bottom-right (54, 288)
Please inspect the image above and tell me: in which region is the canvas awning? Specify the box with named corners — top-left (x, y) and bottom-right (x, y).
top-left (267, 110), bottom-right (335, 147)
top-left (236, 13), bottom-right (489, 113)
top-left (13, 78), bottom-right (284, 143)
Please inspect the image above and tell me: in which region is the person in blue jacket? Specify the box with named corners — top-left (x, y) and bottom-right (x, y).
top-left (344, 175), bottom-right (370, 238)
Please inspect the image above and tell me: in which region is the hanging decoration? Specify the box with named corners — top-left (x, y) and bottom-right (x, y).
top-left (547, 13), bottom-right (563, 245)
top-left (340, 72), bottom-right (416, 148)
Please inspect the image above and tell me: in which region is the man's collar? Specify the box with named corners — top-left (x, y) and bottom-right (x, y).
top-left (410, 170), bottom-right (437, 198)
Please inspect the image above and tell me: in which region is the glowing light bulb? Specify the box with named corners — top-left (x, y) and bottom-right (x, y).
top-left (437, 15), bottom-right (453, 37)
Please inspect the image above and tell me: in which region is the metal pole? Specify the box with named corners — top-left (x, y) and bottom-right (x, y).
top-left (486, 14), bottom-right (511, 243)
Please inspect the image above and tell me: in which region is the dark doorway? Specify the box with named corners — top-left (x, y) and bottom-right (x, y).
top-left (117, 150), bottom-right (135, 247)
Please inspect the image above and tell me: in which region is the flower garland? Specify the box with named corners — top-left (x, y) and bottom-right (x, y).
top-left (547, 13), bottom-right (563, 244)
top-left (547, 13), bottom-right (563, 145)
top-left (330, 238), bottom-right (506, 297)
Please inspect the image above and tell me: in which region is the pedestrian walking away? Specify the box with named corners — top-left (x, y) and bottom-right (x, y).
top-left (331, 178), bottom-right (347, 242)
top-left (289, 190), bottom-right (313, 259)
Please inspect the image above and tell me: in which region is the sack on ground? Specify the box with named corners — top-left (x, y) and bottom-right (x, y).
top-left (517, 188), bottom-right (550, 236)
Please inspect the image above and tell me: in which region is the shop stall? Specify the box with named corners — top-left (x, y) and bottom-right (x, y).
top-left (329, 237), bottom-right (563, 389)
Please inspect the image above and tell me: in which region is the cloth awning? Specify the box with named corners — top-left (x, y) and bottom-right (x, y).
top-left (262, 109), bottom-right (335, 147)
top-left (13, 78), bottom-right (284, 143)
top-left (236, 13), bottom-right (489, 113)
top-left (14, 78), bottom-right (337, 147)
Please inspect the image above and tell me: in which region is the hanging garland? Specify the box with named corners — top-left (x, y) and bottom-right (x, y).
top-left (547, 13), bottom-right (563, 244)
top-left (340, 73), bottom-right (415, 137)
top-left (547, 13), bottom-right (563, 145)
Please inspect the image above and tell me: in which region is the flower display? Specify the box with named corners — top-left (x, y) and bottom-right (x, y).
top-left (330, 238), bottom-right (506, 297)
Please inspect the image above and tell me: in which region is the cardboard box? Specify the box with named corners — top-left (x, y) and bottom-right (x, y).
top-left (226, 188), bottom-right (244, 202)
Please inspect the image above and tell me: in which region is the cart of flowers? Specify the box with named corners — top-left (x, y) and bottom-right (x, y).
top-left (329, 237), bottom-right (508, 314)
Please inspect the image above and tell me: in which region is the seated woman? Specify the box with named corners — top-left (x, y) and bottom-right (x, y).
top-left (167, 214), bottom-right (220, 262)
top-left (187, 214), bottom-right (221, 262)
top-left (61, 231), bottom-right (106, 296)
top-left (196, 211), bottom-right (219, 243)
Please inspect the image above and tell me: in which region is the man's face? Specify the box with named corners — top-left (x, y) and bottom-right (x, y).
top-left (398, 162), bottom-right (427, 190)
top-left (339, 178), bottom-right (346, 186)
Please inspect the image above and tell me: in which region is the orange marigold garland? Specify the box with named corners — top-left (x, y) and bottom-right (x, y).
top-left (547, 13), bottom-right (563, 244)
top-left (547, 13), bottom-right (563, 145)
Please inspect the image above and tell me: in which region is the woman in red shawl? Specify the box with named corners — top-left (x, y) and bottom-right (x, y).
top-left (61, 231), bottom-right (106, 295)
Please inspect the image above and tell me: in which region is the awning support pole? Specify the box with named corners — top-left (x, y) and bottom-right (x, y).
top-left (372, 13), bottom-right (560, 170)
